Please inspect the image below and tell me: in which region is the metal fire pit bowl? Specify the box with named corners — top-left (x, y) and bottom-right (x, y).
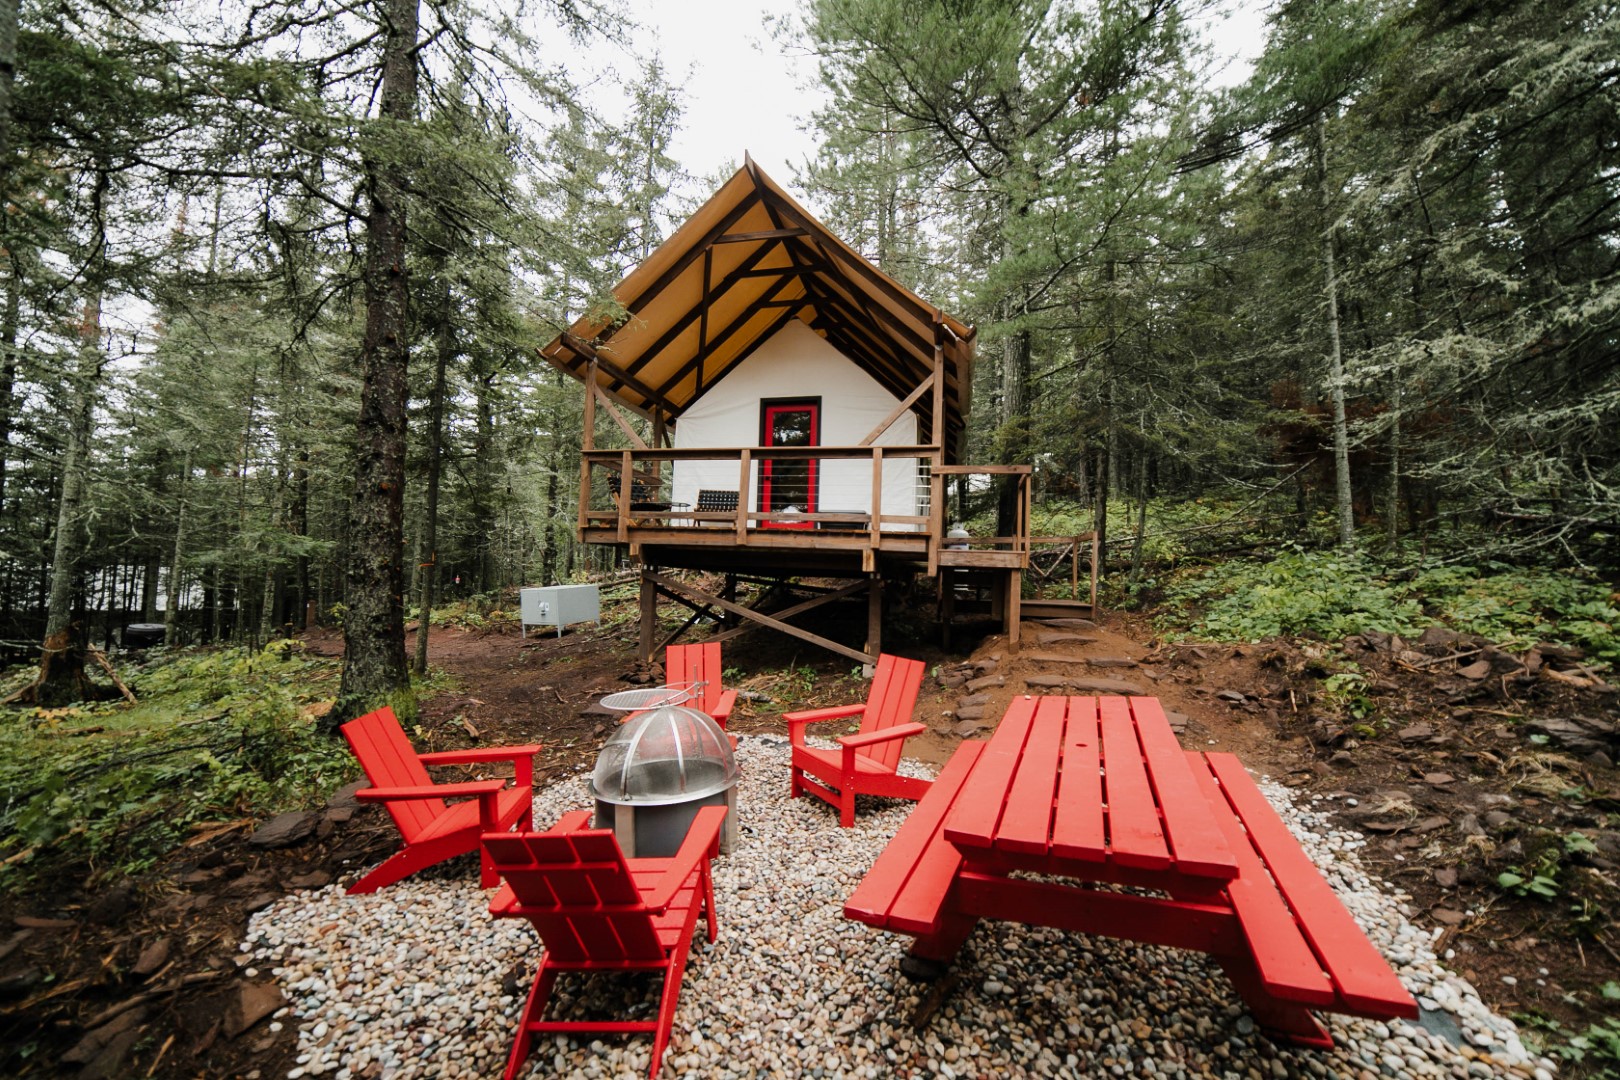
top-left (590, 704), bottom-right (740, 858)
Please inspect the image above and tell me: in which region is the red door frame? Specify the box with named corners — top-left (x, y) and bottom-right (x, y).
top-left (760, 399), bottom-right (819, 529)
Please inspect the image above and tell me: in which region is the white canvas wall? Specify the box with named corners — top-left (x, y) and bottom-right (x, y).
top-left (671, 320), bottom-right (924, 530)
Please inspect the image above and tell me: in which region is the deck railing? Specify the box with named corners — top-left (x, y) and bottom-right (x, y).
top-left (578, 446), bottom-right (1030, 571)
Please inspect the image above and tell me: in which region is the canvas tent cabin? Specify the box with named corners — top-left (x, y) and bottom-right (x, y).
top-left (539, 157), bottom-right (1034, 664)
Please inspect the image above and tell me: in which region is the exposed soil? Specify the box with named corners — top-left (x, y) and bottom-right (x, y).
top-left (2, 578), bottom-right (1616, 1078)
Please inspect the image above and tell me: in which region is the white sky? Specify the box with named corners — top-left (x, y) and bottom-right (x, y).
top-left (604, 0), bottom-right (1273, 202)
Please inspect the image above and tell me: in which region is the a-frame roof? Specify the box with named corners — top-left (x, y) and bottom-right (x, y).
top-left (538, 157), bottom-right (975, 454)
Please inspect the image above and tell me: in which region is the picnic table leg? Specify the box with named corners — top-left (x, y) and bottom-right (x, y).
top-left (905, 911), bottom-right (979, 966)
top-left (1215, 955), bottom-right (1335, 1049)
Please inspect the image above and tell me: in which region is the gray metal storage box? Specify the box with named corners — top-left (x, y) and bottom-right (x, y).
top-left (519, 584), bottom-right (600, 637)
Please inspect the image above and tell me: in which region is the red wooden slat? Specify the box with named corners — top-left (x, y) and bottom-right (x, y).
top-left (1099, 696), bottom-right (1170, 870)
top-left (1204, 753), bottom-right (1416, 1017)
top-left (666, 642), bottom-right (721, 716)
top-left (571, 832), bottom-right (646, 905)
top-left (486, 841), bottom-right (559, 909)
top-left (1131, 698), bottom-right (1237, 879)
top-left (699, 642), bottom-right (721, 715)
top-left (1184, 751), bottom-right (1337, 1007)
top-left (862, 656), bottom-right (923, 772)
top-left (527, 912), bottom-right (589, 962)
top-left (607, 911), bottom-right (664, 960)
top-left (996, 696), bottom-right (1067, 855)
top-left (569, 910), bottom-right (631, 961)
top-left (343, 710), bottom-right (442, 841)
top-left (846, 741), bottom-right (984, 930)
top-left (854, 655), bottom-right (898, 740)
top-left (559, 836), bottom-right (636, 961)
top-left (944, 696), bottom-right (1037, 849)
top-left (1051, 696), bottom-right (1106, 862)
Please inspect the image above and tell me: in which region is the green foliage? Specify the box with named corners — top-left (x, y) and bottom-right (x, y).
top-left (1497, 868), bottom-right (1561, 900)
top-left (1164, 548), bottom-right (1423, 641)
top-left (1162, 548), bottom-right (1618, 664)
top-left (1405, 565), bottom-right (1620, 665)
top-left (1319, 670), bottom-right (1374, 721)
top-left (1496, 832), bottom-right (1601, 902)
top-left (1524, 1012), bottom-right (1620, 1077)
top-left (0, 646), bottom-right (356, 892)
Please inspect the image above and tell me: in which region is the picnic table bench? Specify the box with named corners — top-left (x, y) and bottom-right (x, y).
top-left (845, 694), bottom-right (1416, 1047)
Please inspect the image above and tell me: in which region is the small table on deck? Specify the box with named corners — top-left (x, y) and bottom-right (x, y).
top-left (845, 695), bottom-right (1416, 1047)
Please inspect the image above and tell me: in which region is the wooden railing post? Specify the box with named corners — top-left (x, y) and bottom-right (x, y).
top-left (869, 447), bottom-right (883, 553)
top-left (618, 450), bottom-right (633, 543)
top-left (577, 362), bottom-right (597, 540)
top-left (736, 449), bottom-right (751, 542)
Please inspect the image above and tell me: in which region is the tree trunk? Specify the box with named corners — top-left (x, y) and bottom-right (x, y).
top-left (0, 0), bottom-right (14, 172)
top-left (165, 450), bottom-right (190, 645)
top-left (292, 449), bottom-right (310, 628)
top-left (335, 0), bottom-right (419, 729)
top-left (413, 279), bottom-right (452, 677)
top-left (1315, 119), bottom-right (1355, 548)
top-left (33, 286), bottom-right (103, 704)
top-left (1128, 455), bottom-right (1149, 583)
top-left (0, 251), bottom-right (18, 514)
top-left (1093, 446), bottom-right (1108, 577)
top-left (472, 370), bottom-right (496, 592)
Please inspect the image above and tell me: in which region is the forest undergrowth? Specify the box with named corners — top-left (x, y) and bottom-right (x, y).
top-left (0, 646), bottom-right (363, 893)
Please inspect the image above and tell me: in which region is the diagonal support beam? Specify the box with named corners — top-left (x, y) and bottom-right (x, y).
top-left (859, 372), bottom-right (934, 446)
top-left (593, 381), bottom-right (649, 450)
top-left (646, 572), bottom-right (874, 665)
top-left (707, 580), bottom-right (871, 645)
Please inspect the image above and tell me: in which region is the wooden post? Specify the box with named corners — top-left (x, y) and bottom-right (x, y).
top-left (639, 567), bottom-right (656, 661)
top-left (869, 447), bottom-right (883, 553)
top-left (940, 568), bottom-right (955, 651)
top-left (617, 449), bottom-right (634, 544)
top-left (865, 574), bottom-right (883, 675)
top-left (736, 449), bottom-right (751, 542)
top-left (1007, 569), bottom-right (1022, 649)
top-left (723, 574), bottom-right (738, 629)
top-left (577, 361), bottom-right (597, 538)
top-left (930, 319), bottom-right (947, 578)
top-left (1090, 531), bottom-right (1101, 610)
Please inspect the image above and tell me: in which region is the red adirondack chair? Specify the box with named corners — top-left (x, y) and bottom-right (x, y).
top-left (786, 653), bottom-right (931, 827)
top-left (482, 805), bottom-right (726, 1080)
top-left (341, 707), bottom-right (541, 895)
top-left (665, 641), bottom-right (736, 729)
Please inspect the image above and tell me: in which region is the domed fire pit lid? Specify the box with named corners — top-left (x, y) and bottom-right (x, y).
top-left (590, 704), bottom-right (739, 806)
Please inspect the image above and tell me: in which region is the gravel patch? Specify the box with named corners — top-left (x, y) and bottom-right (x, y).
top-left (243, 737), bottom-right (1554, 1079)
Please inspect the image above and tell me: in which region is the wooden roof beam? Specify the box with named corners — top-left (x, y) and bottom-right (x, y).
top-left (651, 274), bottom-right (804, 402)
top-left (733, 261), bottom-right (830, 278)
top-left (797, 276), bottom-right (922, 390)
top-left (693, 304), bottom-right (805, 397)
top-left (618, 237), bottom-right (788, 383)
top-left (622, 190), bottom-right (763, 318)
top-left (561, 333), bottom-right (672, 417)
top-left (713, 227), bottom-right (808, 244)
top-left (753, 184), bottom-right (936, 327)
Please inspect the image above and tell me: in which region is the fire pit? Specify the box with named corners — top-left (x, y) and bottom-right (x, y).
top-left (590, 703), bottom-right (740, 858)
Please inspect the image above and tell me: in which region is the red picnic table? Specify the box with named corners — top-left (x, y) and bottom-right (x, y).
top-left (845, 694), bottom-right (1417, 1047)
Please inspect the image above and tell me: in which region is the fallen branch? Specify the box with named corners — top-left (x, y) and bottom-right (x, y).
top-left (80, 971), bottom-right (224, 1029)
top-left (87, 650), bottom-right (137, 704)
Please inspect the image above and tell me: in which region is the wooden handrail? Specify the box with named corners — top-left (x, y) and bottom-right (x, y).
top-left (581, 444), bottom-right (939, 461)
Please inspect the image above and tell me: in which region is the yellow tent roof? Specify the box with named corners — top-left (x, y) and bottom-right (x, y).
top-left (539, 157), bottom-right (975, 456)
